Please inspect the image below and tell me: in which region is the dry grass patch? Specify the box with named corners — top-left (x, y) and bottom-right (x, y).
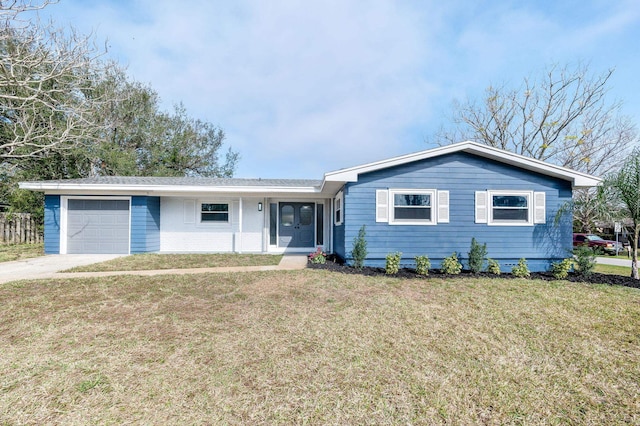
top-left (0, 243), bottom-right (44, 262)
top-left (65, 253), bottom-right (283, 272)
top-left (1, 271), bottom-right (639, 424)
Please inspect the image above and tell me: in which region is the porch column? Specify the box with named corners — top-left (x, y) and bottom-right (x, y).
top-left (238, 197), bottom-right (243, 253)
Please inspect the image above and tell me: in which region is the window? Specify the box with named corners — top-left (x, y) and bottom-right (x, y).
top-left (389, 189), bottom-right (437, 225)
top-left (492, 194), bottom-right (529, 222)
top-left (334, 191), bottom-right (343, 225)
top-left (281, 204), bottom-right (294, 226)
top-left (269, 203), bottom-right (277, 245)
top-left (316, 203), bottom-right (324, 245)
top-left (377, 189), bottom-right (448, 225)
top-left (201, 203), bottom-right (229, 222)
top-left (476, 191), bottom-right (545, 226)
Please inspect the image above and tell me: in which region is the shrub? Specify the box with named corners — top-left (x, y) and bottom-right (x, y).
top-left (487, 258), bottom-right (501, 275)
top-left (308, 247), bottom-right (326, 264)
top-left (468, 237), bottom-right (488, 273)
top-left (550, 258), bottom-right (572, 279)
top-left (385, 252), bottom-right (402, 275)
top-left (351, 225), bottom-right (368, 269)
top-left (573, 246), bottom-right (596, 277)
top-left (511, 258), bottom-right (530, 278)
top-left (441, 252), bottom-right (462, 275)
top-left (415, 255), bottom-right (431, 276)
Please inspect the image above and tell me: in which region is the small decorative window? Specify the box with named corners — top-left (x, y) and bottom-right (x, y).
top-left (201, 203), bottom-right (229, 222)
top-left (389, 189), bottom-right (437, 225)
top-left (334, 191), bottom-right (343, 225)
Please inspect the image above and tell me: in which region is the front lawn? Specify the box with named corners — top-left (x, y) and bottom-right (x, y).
top-left (1, 270), bottom-right (638, 424)
top-left (595, 263), bottom-right (632, 276)
top-left (65, 253), bottom-right (283, 272)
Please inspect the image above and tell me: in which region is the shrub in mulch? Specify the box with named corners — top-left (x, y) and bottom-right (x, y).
top-left (308, 255), bottom-right (640, 290)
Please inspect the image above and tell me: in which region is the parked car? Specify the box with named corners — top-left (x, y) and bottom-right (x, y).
top-left (573, 233), bottom-right (623, 255)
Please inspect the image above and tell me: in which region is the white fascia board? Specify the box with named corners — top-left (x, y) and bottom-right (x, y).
top-left (18, 182), bottom-right (323, 195)
top-left (322, 141), bottom-right (602, 188)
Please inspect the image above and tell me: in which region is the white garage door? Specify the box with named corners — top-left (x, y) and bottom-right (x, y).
top-left (67, 199), bottom-right (130, 254)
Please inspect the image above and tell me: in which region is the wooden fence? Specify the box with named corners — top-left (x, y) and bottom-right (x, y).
top-left (0, 213), bottom-right (42, 244)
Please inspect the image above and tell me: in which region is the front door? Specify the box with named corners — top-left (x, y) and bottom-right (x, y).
top-left (278, 202), bottom-right (315, 248)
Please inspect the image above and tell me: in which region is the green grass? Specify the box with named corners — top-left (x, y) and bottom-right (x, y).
top-left (594, 263), bottom-right (632, 276)
top-left (0, 243), bottom-right (44, 262)
top-left (1, 270), bottom-right (639, 424)
top-left (65, 253), bottom-right (283, 272)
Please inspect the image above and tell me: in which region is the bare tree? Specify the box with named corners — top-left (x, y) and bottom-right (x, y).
top-left (437, 64), bottom-right (636, 177)
top-left (0, 0), bottom-right (118, 164)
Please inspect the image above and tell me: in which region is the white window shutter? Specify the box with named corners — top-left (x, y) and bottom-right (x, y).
top-left (475, 191), bottom-right (488, 223)
top-left (376, 189), bottom-right (389, 222)
top-left (437, 190), bottom-right (449, 223)
top-left (534, 192), bottom-right (546, 224)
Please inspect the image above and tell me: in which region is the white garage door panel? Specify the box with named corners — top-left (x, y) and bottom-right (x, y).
top-left (67, 199), bottom-right (130, 254)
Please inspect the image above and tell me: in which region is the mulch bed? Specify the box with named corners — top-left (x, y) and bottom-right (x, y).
top-left (308, 255), bottom-right (640, 289)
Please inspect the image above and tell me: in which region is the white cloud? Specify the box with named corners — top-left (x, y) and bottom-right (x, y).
top-left (38, 0), bottom-right (640, 178)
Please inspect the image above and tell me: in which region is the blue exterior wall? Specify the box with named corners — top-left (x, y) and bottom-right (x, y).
top-left (44, 195), bottom-right (61, 254)
top-left (335, 152), bottom-right (573, 272)
top-left (130, 196), bottom-right (160, 253)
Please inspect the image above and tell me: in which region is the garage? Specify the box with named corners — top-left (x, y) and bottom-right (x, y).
top-left (66, 199), bottom-right (130, 254)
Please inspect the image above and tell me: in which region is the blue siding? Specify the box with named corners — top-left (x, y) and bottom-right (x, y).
top-left (334, 224), bottom-right (345, 259)
top-left (337, 152), bottom-right (573, 272)
top-left (130, 196), bottom-right (160, 253)
top-left (44, 195), bottom-right (61, 254)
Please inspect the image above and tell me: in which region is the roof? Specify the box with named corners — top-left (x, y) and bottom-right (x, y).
top-left (323, 141), bottom-right (602, 188)
top-left (19, 141), bottom-right (602, 195)
top-left (19, 176), bottom-right (324, 197)
top-left (25, 176), bottom-right (322, 187)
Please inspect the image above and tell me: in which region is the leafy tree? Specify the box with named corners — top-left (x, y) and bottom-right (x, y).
top-left (604, 149), bottom-right (640, 279)
top-left (1, 2), bottom-right (238, 217)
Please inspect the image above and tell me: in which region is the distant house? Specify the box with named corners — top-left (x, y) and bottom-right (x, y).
top-left (20, 141), bottom-right (601, 272)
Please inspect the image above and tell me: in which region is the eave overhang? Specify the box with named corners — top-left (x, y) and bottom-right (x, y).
top-left (323, 141), bottom-right (602, 189)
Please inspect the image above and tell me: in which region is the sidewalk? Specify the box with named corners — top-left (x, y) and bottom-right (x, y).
top-left (596, 256), bottom-right (636, 267)
top-left (1, 254), bottom-right (309, 284)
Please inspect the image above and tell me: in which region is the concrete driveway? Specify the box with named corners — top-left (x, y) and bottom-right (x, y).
top-left (0, 254), bottom-right (125, 284)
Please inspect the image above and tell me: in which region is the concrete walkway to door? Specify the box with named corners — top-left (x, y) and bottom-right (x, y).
top-left (0, 254), bottom-right (308, 285)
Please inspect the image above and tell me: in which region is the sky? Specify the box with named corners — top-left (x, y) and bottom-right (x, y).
top-left (34, 0), bottom-right (640, 179)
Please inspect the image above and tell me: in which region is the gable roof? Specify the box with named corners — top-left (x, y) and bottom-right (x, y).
top-left (323, 141), bottom-right (602, 189)
top-left (20, 141), bottom-right (602, 196)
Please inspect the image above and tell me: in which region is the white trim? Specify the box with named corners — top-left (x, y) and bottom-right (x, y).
top-left (324, 141), bottom-right (602, 188)
top-left (21, 183), bottom-right (324, 196)
top-left (487, 190), bottom-right (533, 226)
top-left (60, 196), bottom-right (131, 255)
top-left (389, 189), bottom-right (437, 226)
top-left (237, 197), bottom-right (243, 253)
